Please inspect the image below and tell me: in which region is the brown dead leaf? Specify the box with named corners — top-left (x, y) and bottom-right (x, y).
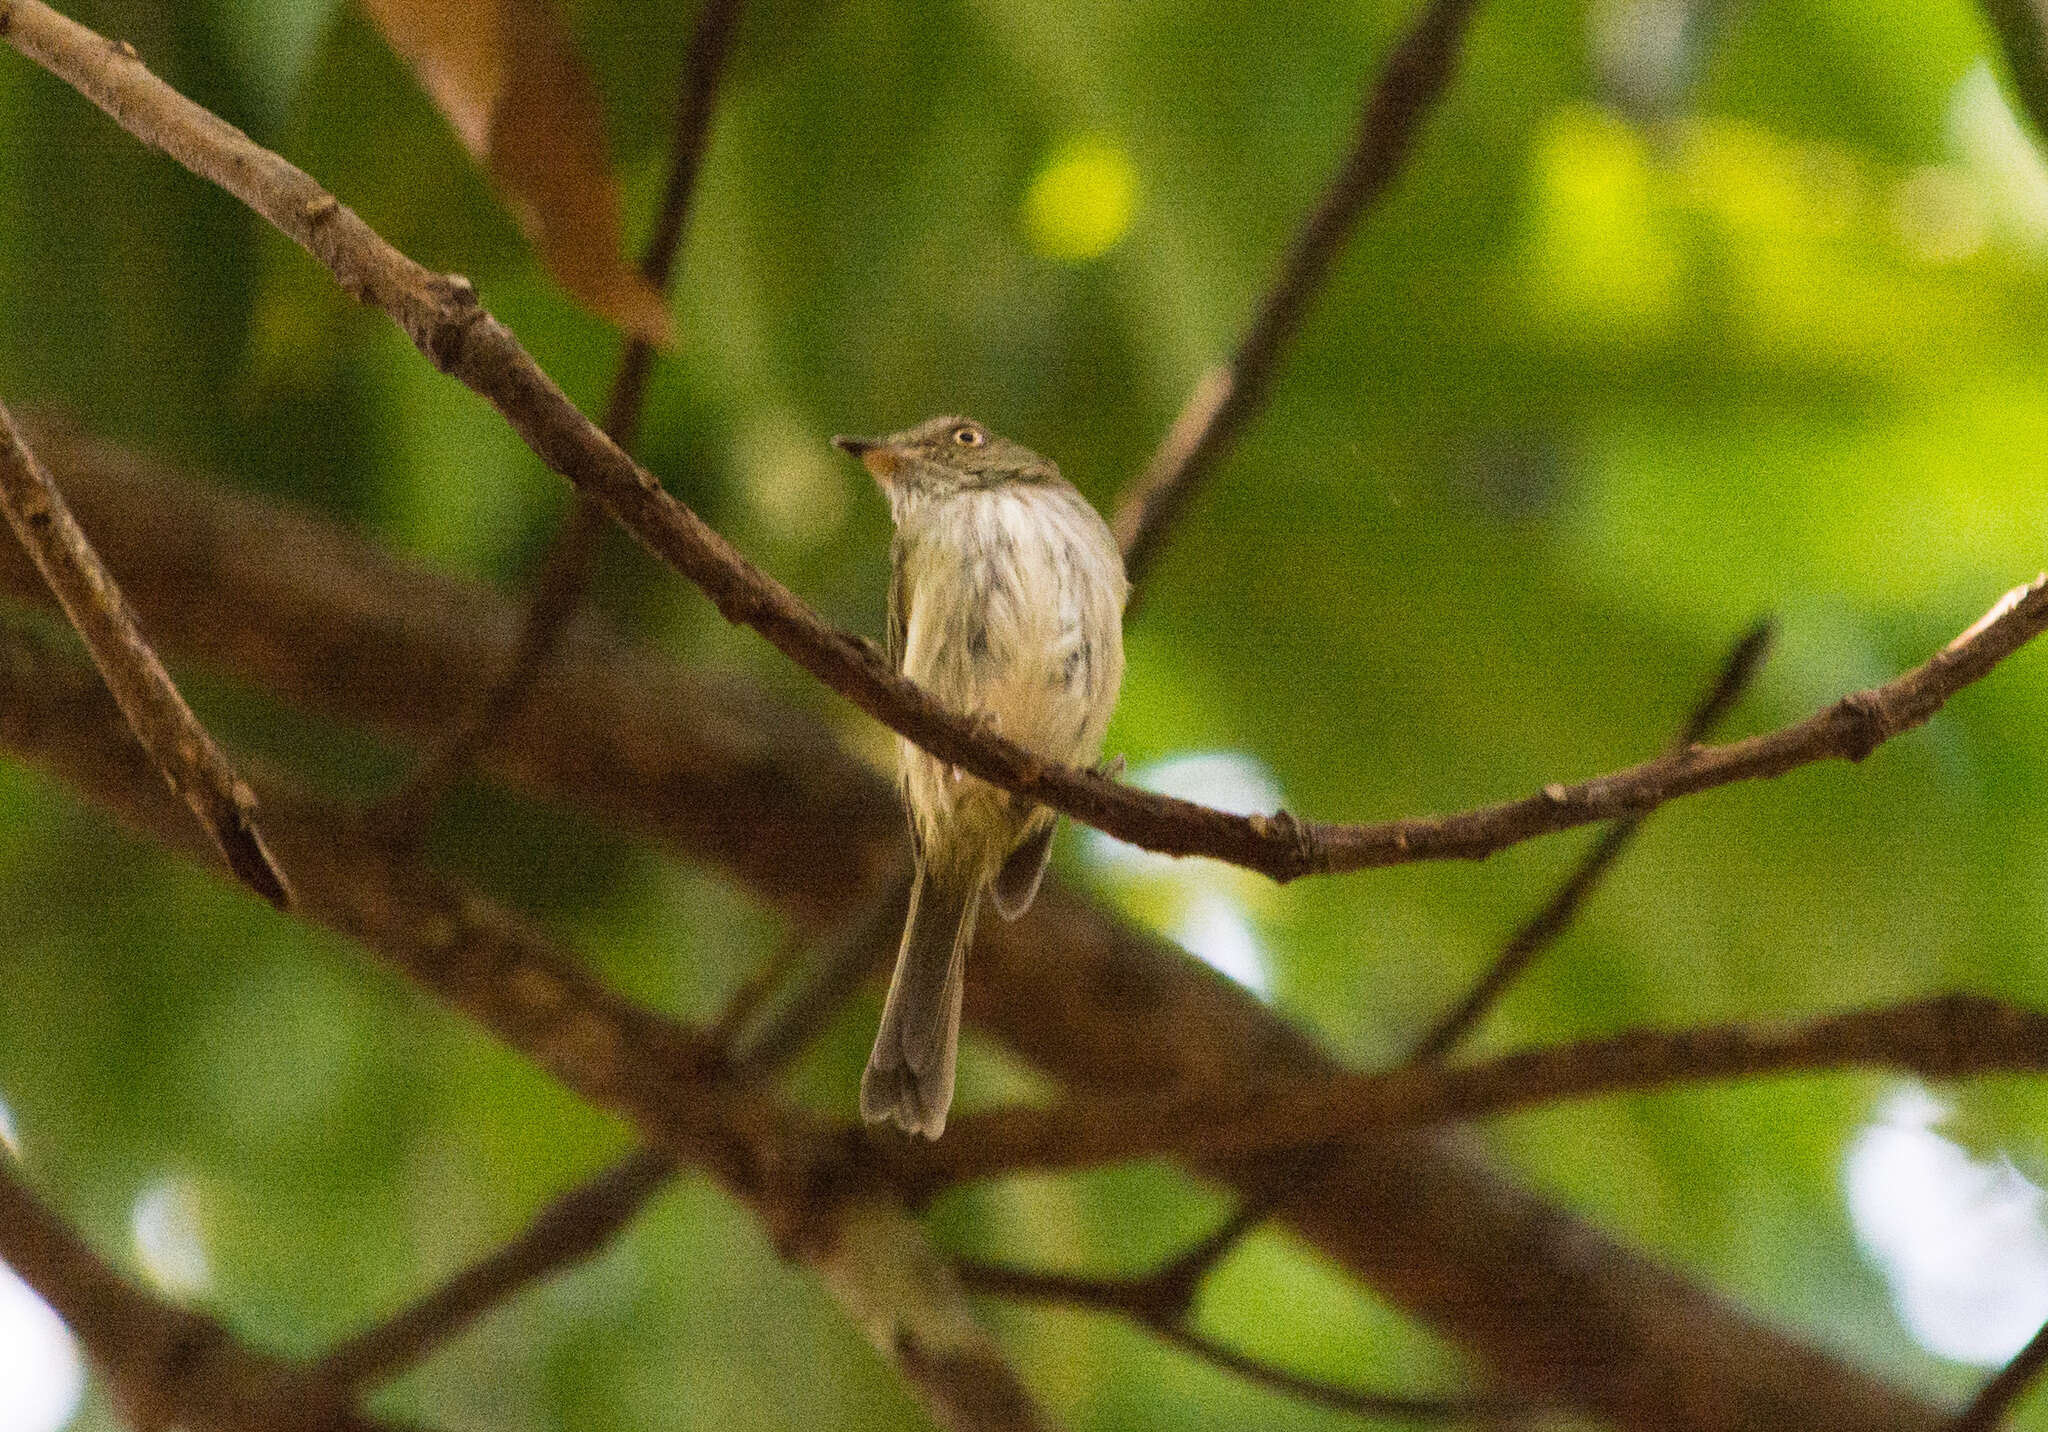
top-left (358, 0), bottom-right (672, 345)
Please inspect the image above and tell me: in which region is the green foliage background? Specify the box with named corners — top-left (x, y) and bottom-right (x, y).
top-left (2, 0), bottom-right (2047, 1425)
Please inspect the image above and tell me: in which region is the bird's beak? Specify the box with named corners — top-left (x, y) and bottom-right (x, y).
top-left (831, 433), bottom-right (901, 481)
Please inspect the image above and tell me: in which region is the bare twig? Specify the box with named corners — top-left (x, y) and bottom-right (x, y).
top-left (705, 926), bottom-right (811, 1052)
top-left (0, 399), bottom-right (289, 907)
top-left (0, 1159), bottom-right (401, 1432)
top-left (0, 445), bottom-right (1955, 1431)
top-left (637, 0), bottom-right (745, 305)
top-left (1408, 620), bottom-right (1773, 1063)
top-left (922, 994), bottom-right (2048, 1182)
top-left (8, 1), bottom-right (2034, 890)
top-left (375, 0), bottom-right (746, 837)
top-left (318, 1148), bottom-right (676, 1389)
top-left (731, 861), bottom-right (912, 1077)
top-left (956, 1258), bottom-right (1524, 1423)
top-left (1953, 1317), bottom-right (2048, 1432)
top-left (1112, 0), bottom-right (1485, 593)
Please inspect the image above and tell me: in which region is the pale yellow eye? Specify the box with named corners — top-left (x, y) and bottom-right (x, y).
top-left (952, 426), bottom-right (985, 447)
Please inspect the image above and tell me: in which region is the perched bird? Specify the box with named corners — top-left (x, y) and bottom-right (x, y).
top-left (832, 416), bottom-right (1128, 1137)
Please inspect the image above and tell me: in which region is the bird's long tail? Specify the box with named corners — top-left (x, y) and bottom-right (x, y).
top-left (861, 865), bottom-right (979, 1138)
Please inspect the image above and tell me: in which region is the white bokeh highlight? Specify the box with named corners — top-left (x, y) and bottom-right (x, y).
top-left (1845, 1083), bottom-right (2048, 1365)
top-left (1895, 63), bottom-right (2048, 263)
top-left (1085, 751), bottom-right (1281, 998)
top-left (130, 1176), bottom-right (212, 1299)
top-left (0, 1265), bottom-right (86, 1432)
top-left (1949, 63), bottom-right (2048, 248)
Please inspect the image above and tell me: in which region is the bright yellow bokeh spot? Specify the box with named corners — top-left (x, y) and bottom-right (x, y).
top-left (1526, 105), bottom-right (1680, 332)
top-left (1023, 137), bottom-right (1136, 263)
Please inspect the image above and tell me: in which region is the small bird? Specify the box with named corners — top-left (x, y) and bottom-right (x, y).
top-left (833, 416), bottom-right (1128, 1137)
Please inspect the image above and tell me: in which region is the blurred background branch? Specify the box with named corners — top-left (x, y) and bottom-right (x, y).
top-left (0, 1160), bottom-right (399, 1432)
top-left (1112, 0), bottom-right (1486, 594)
top-left (374, 0), bottom-right (746, 840)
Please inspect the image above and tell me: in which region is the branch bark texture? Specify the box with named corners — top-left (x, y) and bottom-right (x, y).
top-left (0, 400), bottom-right (288, 906)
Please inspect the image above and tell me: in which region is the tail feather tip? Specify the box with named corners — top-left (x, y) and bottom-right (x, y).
top-left (860, 1059), bottom-right (948, 1139)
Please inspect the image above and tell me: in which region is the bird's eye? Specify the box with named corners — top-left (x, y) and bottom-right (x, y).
top-left (952, 426), bottom-right (985, 447)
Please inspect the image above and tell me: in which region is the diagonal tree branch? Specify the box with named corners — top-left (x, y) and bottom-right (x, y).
top-left (6, 0), bottom-right (2038, 889)
top-left (0, 434), bottom-right (1950, 1431)
top-left (1953, 1315), bottom-right (2048, 1432)
top-left (1407, 619), bottom-right (1773, 1064)
top-left (921, 995), bottom-right (2048, 1182)
top-left (1113, 0), bottom-right (1486, 594)
top-left (317, 1148), bottom-right (676, 1390)
top-left (956, 1257), bottom-right (1527, 1424)
top-left (0, 1158), bottom-right (403, 1432)
top-left (376, 0), bottom-right (747, 837)
top-left (0, 399), bottom-right (289, 907)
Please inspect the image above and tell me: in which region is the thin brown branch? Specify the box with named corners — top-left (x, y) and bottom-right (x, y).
top-left (639, 0), bottom-right (745, 304)
top-left (317, 1149), bottom-right (675, 1390)
top-left (921, 994), bottom-right (2048, 1183)
top-left (0, 399), bottom-right (289, 907)
top-left (1408, 619), bottom-right (1773, 1063)
top-left (705, 925), bottom-right (811, 1052)
top-left (1953, 1317), bottom-right (2048, 1432)
top-left (0, 1159), bottom-right (402, 1432)
top-left (7, 1), bottom-right (2030, 892)
top-left (731, 861), bottom-right (911, 1077)
top-left (1112, 0), bottom-right (1485, 593)
top-left (370, 495), bottom-right (608, 839)
top-left (0, 438), bottom-right (1950, 1432)
top-left (956, 1258), bottom-right (1524, 1424)
top-left (375, 0), bottom-right (745, 836)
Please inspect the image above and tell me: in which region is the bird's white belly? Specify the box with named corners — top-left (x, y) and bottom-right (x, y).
top-left (896, 485), bottom-right (1124, 867)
